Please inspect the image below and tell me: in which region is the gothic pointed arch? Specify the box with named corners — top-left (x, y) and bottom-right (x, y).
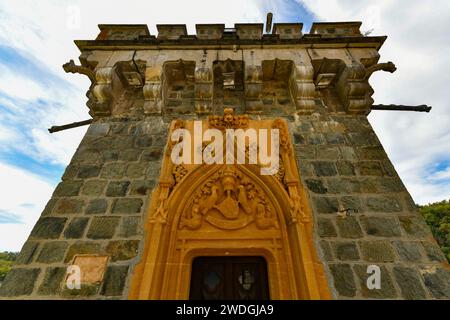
top-left (129, 114), bottom-right (330, 300)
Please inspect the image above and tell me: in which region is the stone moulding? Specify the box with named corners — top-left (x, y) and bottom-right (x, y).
top-left (128, 117), bottom-right (331, 300)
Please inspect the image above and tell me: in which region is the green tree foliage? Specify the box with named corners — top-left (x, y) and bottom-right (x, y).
top-left (419, 199), bottom-right (450, 262)
top-left (0, 252), bottom-right (19, 282)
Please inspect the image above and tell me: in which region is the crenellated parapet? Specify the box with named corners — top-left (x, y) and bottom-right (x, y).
top-left (65, 21), bottom-right (393, 117)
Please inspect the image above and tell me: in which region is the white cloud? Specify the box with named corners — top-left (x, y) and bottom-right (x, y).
top-left (0, 0), bottom-right (269, 251)
top-left (299, 0), bottom-right (450, 204)
top-left (0, 163), bottom-right (53, 251)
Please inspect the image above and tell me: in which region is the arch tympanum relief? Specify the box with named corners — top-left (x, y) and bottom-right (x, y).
top-left (129, 109), bottom-right (330, 300)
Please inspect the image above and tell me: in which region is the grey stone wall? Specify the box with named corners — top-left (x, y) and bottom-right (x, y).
top-left (0, 117), bottom-right (168, 299)
top-left (290, 113), bottom-right (450, 299)
top-left (1, 111), bottom-right (449, 300)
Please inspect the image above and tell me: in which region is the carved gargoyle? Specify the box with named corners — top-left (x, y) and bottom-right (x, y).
top-left (364, 61), bottom-right (397, 80)
top-left (63, 59), bottom-right (95, 83)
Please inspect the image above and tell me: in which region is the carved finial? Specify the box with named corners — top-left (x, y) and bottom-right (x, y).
top-left (208, 108), bottom-right (249, 130)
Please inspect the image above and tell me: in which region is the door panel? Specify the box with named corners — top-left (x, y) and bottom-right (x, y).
top-left (189, 256), bottom-right (270, 300)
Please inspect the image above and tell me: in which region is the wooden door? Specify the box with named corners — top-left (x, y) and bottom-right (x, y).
top-left (189, 256), bottom-right (270, 300)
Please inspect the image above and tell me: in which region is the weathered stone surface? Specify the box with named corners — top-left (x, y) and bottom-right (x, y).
top-left (336, 161), bottom-right (355, 175)
top-left (305, 179), bottom-right (327, 194)
top-left (118, 216), bottom-right (141, 237)
top-left (316, 146), bottom-right (341, 160)
top-left (295, 145), bottom-right (316, 159)
top-left (86, 217), bottom-right (120, 239)
top-left (319, 240), bottom-right (333, 261)
top-left (129, 180), bottom-right (156, 196)
top-left (141, 148), bottom-right (163, 162)
top-left (54, 198), bottom-right (84, 214)
top-left (376, 177), bottom-right (404, 193)
top-left (0, 268), bottom-right (40, 297)
top-left (365, 196), bottom-right (402, 212)
top-left (77, 165), bottom-right (101, 178)
top-left (381, 160), bottom-right (397, 176)
top-left (37, 267), bottom-right (66, 296)
top-left (30, 217), bottom-right (67, 239)
top-left (360, 216), bottom-right (402, 237)
top-left (73, 148), bottom-right (101, 164)
top-left (15, 241), bottom-right (39, 265)
top-left (135, 135), bottom-right (152, 147)
top-left (312, 161), bottom-right (337, 176)
top-left (327, 178), bottom-right (361, 194)
top-left (317, 218), bottom-right (337, 237)
top-left (81, 180), bottom-right (107, 196)
top-left (356, 161), bottom-right (383, 176)
top-left (62, 165), bottom-right (79, 181)
top-left (41, 198), bottom-right (58, 216)
top-left (313, 197), bottom-right (339, 214)
top-left (339, 146), bottom-right (358, 161)
top-left (336, 216), bottom-right (363, 238)
top-left (126, 163), bottom-right (148, 178)
top-left (101, 163), bottom-right (126, 179)
top-left (421, 267), bottom-right (450, 299)
top-left (329, 264), bottom-right (356, 297)
top-left (110, 122), bottom-right (129, 135)
top-left (112, 198), bottom-right (143, 214)
top-left (53, 181), bottom-right (83, 197)
top-left (353, 265), bottom-right (397, 299)
top-left (293, 132), bottom-right (305, 144)
top-left (333, 241), bottom-right (359, 261)
top-left (338, 196), bottom-right (362, 213)
top-left (325, 132), bottom-right (345, 145)
top-left (358, 177), bottom-right (378, 193)
top-left (105, 240), bottom-right (140, 261)
top-left (359, 241), bottom-right (396, 262)
top-left (113, 136), bottom-right (135, 149)
top-left (346, 132), bottom-right (378, 146)
top-left (102, 150), bottom-right (119, 162)
top-left (61, 284), bottom-right (100, 297)
top-left (398, 216), bottom-right (431, 237)
top-left (86, 123), bottom-right (110, 136)
top-left (306, 133), bottom-right (324, 145)
top-left (119, 149), bottom-right (142, 161)
top-left (101, 265), bottom-right (129, 296)
top-left (393, 266), bottom-right (426, 300)
top-left (36, 242), bottom-right (68, 263)
top-left (393, 241), bottom-right (423, 262)
top-left (64, 217), bottom-right (89, 239)
top-left (421, 241), bottom-right (447, 262)
top-left (106, 181), bottom-right (130, 197)
top-left (355, 146), bottom-right (385, 160)
top-left (85, 199), bottom-right (108, 214)
top-left (65, 241), bottom-right (101, 263)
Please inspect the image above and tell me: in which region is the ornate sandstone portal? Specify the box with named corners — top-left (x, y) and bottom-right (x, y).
top-left (129, 110), bottom-right (330, 299)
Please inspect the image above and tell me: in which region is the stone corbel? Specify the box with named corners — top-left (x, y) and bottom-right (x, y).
top-left (143, 66), bottom-right (162, 114)
top-left (194, 66), bottom-right (213, 114)
top-left (293, 64), bottom-right (316, 114)
top-left (335, 62), bottom-right (372, 114)
top-left (245, 65), bottom-right (263, 113)
top-left (91, 67), bottom-right (114, 116)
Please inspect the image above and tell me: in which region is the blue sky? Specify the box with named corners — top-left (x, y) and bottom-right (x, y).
top-left (0, 0), bottom-right (449, 251)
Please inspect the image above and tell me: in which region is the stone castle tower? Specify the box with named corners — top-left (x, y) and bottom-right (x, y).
top-left (1, 20), bottom-right (449, 300)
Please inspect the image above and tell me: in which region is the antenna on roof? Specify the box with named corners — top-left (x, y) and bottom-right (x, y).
top-left (265, 12), bottom-right (273, 33)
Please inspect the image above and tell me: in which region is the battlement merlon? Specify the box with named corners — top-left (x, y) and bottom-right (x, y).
top-left (75, 22), bottom-right (386, 49)
top-left (68, 21), bottom-right (395, 117)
